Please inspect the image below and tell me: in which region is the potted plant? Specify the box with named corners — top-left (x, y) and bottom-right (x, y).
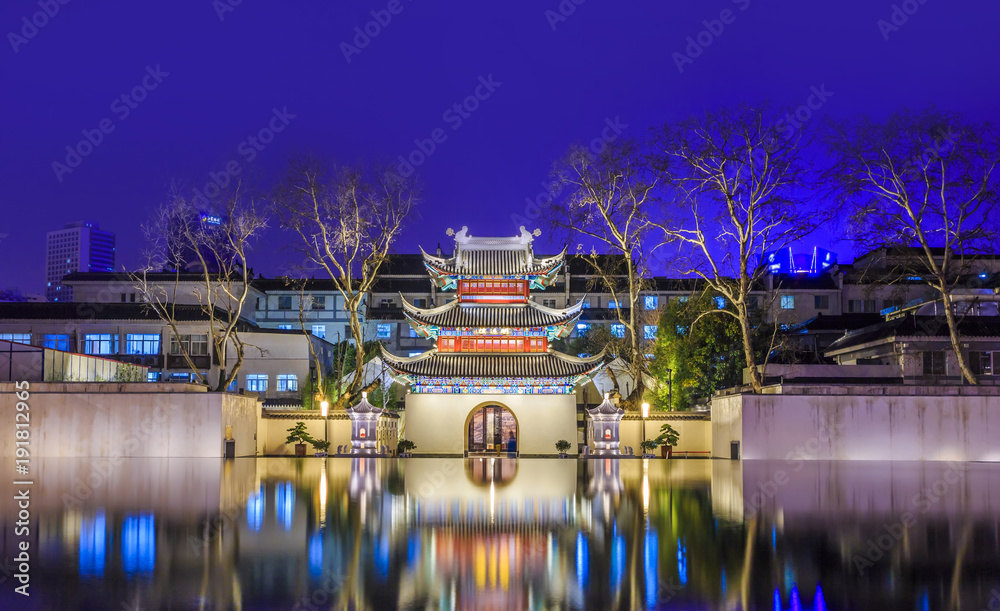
top-left (397, 439), bottom-right (416, 457)
top-left (285, 422), bottom-right (312, 457)
top-left (310, 438), bottom-right (331, 457)
top-left (555, 439), bottom-right (572, 458)
top-left (640, 439), bottom-right (660, 457)
top-left (654, 423), bottom-right (681, 458)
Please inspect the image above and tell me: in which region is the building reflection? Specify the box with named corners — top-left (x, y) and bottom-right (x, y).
top-left (2, 457), bottom-right (999, 610)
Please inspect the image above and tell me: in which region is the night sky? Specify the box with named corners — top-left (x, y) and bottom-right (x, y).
top-left (1, 0), bottom-right (998, 294)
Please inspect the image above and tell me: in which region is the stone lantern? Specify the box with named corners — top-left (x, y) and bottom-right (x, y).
top-left (587, 392), bottom-right (624, 456)
top-left (346, 392), bottom-right (384, 455)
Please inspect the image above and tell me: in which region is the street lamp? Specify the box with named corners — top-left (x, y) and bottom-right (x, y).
top-left (320, 400), bottom-right (330, 451)
top-left (641, 401), bottom-right (650, 457)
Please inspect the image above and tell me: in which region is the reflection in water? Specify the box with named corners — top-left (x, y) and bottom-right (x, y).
top-left (0, 457), bottom-right (998, 610)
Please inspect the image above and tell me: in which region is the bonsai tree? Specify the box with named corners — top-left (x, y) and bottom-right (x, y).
top-left (555, 439), bottom-right (572, 456)
top-left (285, 422), bottom-right (314, 456)
top-left (285, 422), bottom-right (312, 445)
top-left (397, 439), bottom-right (416, 455)
top-left (655, 423), bottom-right (681, 447)
top-left (651, 423), bottom-right (681, 457)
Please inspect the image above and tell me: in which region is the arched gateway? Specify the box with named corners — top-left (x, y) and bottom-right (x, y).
top-left (466, 404), bottom-right (517, 453)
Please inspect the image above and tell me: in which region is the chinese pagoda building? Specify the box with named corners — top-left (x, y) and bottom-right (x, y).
top-left (381, 226), bottom-right (604, 456)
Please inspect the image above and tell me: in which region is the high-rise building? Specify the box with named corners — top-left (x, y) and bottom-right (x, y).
top-left (45, 221), bottom-right (115, 302)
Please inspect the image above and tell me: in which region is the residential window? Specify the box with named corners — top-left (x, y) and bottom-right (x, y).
top-left (581, 299), bottom-right (591, 309)
top-left (146, 372), bottom-right (161, 382)
top-left (409, 327), bottom-right (420, 338)
top-left (170, 334), bottom-right (208, 356)
top-left (714, 297), bottom-right (726, 310)
top-left (747, 296), bottom-right (760, 310)
top-left (543, 299), bottom-right (557, 308)
top-left (611, 324), bottom-right (625, 338)
top-left (311, 295), bottom-right (326, 310)
top-left (276, 374), bottom-right (298, 392)
top-left (780, 295), bottom-right (795, 310)
top-left (171, 372), bottom-right (193, 381)
top-left (644, 296), bottom-right (659, 310)
top-left (408, 351), bottom-right (423, 357)
top-left (125, 334), bottom-right (160, 355)
top-left (970, 351), bottom-right (995, 375)
top-left (42, 334), bottom-right (70, 351)
top-left (576, 323), bottom-right (591, 335)
top-left (226, 379), bottom-right (237, 392)
top-left (923, 351), bottom-right (946, 376)
top-left (246, 374), bottom-right (268, 392)
top-left (608, 301), bottom-right (619, 309)
top-left (848, 299), bottom-right (877, 313)
top-left (277, 324), bottom-right (293, 330)
top-left (376, 324), bottom-right (392, 339)
top-left (643, 325), bottom-right (658, 340)
top-left (311, 324), bottom-right (326, 339)
top-left (814, 295), bottom-right (830, 310)
top-left (0, 333), bottom-right (31, 345)
top-left (412, 298), bottom-right (427, 308)
top-left (277, 295), bottom-right (292, 310)
top-left (677, 296), bottom-right (689, 304)
top-left (84, 333), bottom-right (117, 355)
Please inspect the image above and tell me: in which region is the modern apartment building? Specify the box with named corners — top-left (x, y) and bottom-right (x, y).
top-left (45, 221), bottom-right (115, 302)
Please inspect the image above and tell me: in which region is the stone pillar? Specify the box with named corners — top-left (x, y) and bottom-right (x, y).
top-left (587, 393), bottom-right (624, 456)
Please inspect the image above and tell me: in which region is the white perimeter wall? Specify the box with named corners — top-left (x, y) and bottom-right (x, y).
top-left (404, 393), bottom-right (578, 455)
top-left (712, 390), bottom-right (1000, 461)
top-left (0, 383), bottom-right (259, 458)
top-left (618, 418), bottom-right (712, 455)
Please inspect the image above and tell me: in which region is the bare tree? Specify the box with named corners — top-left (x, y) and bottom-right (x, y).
top-left (277, 158), bottom-right (419, 408)
top-left (135, 185), bottom-right (269, 391)
top-left (652, 103), bottom-right (822, 393)
top-left (824, 108), bottom-right (1000, 384)
top-left (546, 137), bottom-right (659, 409)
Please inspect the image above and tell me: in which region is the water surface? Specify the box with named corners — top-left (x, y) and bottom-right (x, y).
top-left (2, 457), bottom-right (998, 610)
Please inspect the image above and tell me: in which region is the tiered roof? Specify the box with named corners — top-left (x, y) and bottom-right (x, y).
top-left (421, 226), bottom-right (565, 287)
top-left (401, 296), bottom-right (583, 339)
top-left (382, 347), bottom-right (603, 379)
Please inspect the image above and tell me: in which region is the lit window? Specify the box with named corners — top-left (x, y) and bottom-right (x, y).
top-left (576, 323), bottom-right (591, 335)
top-left (643, 325), bottom-right (658, 340)
top-left (780, 295), bottom-right (795, 310)
top-left (677, 296), bottom-right (688, 304)
top-left (277, 324), bottom-right (293, 330)
top-left (644, 296), bottom-right (659, 310)
top-left (408, 351), bottom-right (423, 357)
top-left (125, 334), bottom-right (160, 355)
top-left (226, 379), bottom-right (237, 392)
top-left (409, 327), bottom-right (420, 338)
top-left (611, 324), bottom-right (626, 338)
top-left (376, 324), bottom-right (392, 339)
top-left (246, 374), bottom-right (268, 392)
top-left (277, 374), bottom-right (298, 392)
top-left (146, 372), bottom-right (161, 382)
top-left (714, 297), bottom-right (726, 309)
top-left (311, 324), bottom-right (326, 339)
top-left (84, 334), bottom-right (117, 355)
top-left (608, 301), bottom-right (619, 309)
top-left (0, 333), bottom-right (31, 345)
top-left (581, 299), bottom-right (591, 308)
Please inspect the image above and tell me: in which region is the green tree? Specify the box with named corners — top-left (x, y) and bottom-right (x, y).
top-left (649, 293), bottom-right (745, 410)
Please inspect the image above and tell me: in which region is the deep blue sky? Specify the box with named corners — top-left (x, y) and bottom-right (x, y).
top-left (1, 0), bottom-right (998, 294)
